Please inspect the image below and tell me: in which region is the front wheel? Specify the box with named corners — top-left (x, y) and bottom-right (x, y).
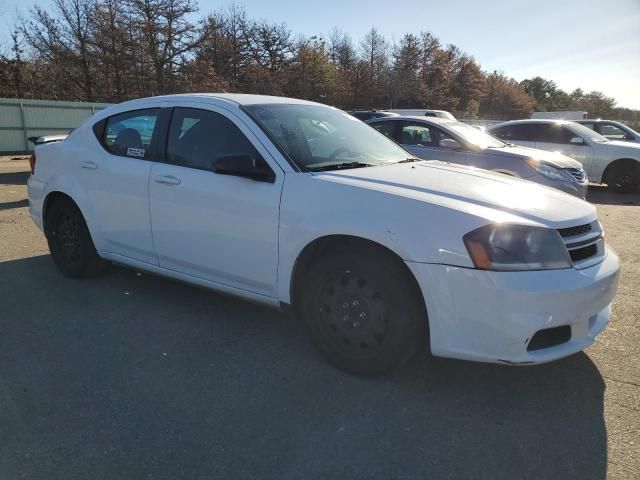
top-left (45, 197), bottom-right (109, 278)
top-left (607, 163), bottom-right (640, 193)
top-left (298, 246), bottom-right (427, 376)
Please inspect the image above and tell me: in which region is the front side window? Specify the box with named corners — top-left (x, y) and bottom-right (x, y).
top-left (600, 123), bottom-right (629, 140)
top-left (167, 108), bottom-right (260, 171)
top-left (103, 109), bottom-right (159, 159)
top-left (400, 124), bottom-right (434, 147)
top-left (245, 104), bottom-right (410, 170)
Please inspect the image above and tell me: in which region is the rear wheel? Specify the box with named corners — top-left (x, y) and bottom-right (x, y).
top-left (298, 245), bottom-right (427, 376)
top-left (606, 162), bottom-right (640, 193)
top-left (45, 197), bottom-right (109, 278)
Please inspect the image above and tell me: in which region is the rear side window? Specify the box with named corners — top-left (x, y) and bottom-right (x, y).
top-left (371, 121), bottom-right (397, 140)
top-left (529, 124), bottom-right (574, 144)
top-left (101, 109), bottom-right (160, 159)
top-left (166, 107), bottom-right (259, 171)
top-left (492, 124), bottom-right (532, 141)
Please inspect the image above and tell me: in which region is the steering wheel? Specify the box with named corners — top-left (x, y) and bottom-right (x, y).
top-left (329, 147), bottom-right (352, 160)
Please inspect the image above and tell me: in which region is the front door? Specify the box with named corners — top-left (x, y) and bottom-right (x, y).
top-left (148, 106), bottom-right (282, 297)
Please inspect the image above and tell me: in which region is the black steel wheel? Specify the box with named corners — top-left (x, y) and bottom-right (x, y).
top-left (607, 163), bottom-right (640, 193)
top-left (299, 244), bottom-right (426, 376)
top-left (45, 197), bottom-right (109, 278)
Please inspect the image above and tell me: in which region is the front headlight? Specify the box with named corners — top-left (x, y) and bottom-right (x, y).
top-left (527, 159), bottom-right (572, 182)
top-left (464, 224), bottom-right (572, 271)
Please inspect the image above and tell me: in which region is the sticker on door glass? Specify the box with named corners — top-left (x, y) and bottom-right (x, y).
top-left (127, 147), bottom-right (146, 158)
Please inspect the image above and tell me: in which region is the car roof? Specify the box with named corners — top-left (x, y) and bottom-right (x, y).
top-left (576, 119), bottom-right (620, 123)
top-left (117, 93), bottom-right (326, 108)
top-left (367, 115), bottom-right (456, 125)
top-left (490, 119), bottom-right (576, 128)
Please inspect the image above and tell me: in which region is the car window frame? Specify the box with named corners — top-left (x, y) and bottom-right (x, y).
top-left (96, 108), bottom-right (163, 160)
top-left (157, 105), bottom-right (277, 179)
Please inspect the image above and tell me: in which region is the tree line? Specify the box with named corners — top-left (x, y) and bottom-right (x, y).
top-left (0, 0), bottom-right (638, 123)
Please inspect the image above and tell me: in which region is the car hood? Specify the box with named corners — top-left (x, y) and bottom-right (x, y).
top-left (315, 161), bottom-right (595, 227)
top-left (486, 144), bottom-right (583, 168)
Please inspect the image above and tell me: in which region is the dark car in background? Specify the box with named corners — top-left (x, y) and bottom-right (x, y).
top-left (347, 110), bottom-right (399, 121)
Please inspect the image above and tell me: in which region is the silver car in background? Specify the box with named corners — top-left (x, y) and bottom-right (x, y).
top-left (367, 116), bottom-right (588, 198)
top-left (574, 119), bottom-right (640, 143)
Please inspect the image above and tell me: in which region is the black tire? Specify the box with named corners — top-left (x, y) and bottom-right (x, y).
top-left (606, 163), bottom-right (640, 193)
top-left (297, 245), bottom-right (427, 376)
top-left (45, 197), bottom-right (109, 278)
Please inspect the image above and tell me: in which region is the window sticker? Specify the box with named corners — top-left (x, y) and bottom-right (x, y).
top-left (127, 147), bottom-right (146, 158)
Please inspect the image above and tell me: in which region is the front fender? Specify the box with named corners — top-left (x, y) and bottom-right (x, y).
top-left (276, 174), bottom-right (488, 303)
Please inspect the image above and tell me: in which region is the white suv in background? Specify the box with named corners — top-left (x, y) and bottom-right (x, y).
top-left (28, 94), bottom-right (620, 375)
top-left (489, 119), bottom-right (640, 192)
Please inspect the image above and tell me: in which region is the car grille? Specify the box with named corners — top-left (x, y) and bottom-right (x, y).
top-left (565, 167), bottom-right (587, 183)
top-left (558, 223), bottom-right (592, 238)
top-left (556, 221), bottom-right (604, 267)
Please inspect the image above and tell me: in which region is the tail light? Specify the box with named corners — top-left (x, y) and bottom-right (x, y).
top-left (29, 152), bottom-right (36, 175)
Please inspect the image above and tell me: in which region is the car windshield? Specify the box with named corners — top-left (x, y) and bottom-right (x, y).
top-left (569, 122), bottom-right (610, 143)
top-left (244, 104), bottom-right (410, 170)
top-left (446, 122), bottom-right (506, 149)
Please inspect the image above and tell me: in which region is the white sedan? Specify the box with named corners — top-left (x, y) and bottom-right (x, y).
top-left (28, 94), bottom-right (620, 375)
top-left (490, 119), bottom-right (640, 192)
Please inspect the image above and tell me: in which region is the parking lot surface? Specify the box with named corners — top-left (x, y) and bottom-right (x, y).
top-left (1, 156), bottom-right (638, 479)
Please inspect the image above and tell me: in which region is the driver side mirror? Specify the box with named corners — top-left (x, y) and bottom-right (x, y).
top-left (213, 154), bottom-right (275, 183)
top-left (439, 138), bottom-right (462, 150)
top-left (570, 136), bottom-right (585, 145)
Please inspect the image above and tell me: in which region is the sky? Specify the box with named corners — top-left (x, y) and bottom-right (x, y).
top-left (1, 0), bottom-right (639, 108)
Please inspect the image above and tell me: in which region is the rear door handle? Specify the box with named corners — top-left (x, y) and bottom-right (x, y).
top-left (154, 175), bottom-right (181, 186)
top-left (80, 161), bottom-right (98, 170)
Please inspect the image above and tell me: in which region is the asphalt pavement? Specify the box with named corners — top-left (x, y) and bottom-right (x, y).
top-left (1, 156), bottom-right (638, 479)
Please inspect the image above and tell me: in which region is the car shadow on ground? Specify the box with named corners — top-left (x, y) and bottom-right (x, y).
top-left (588, 184), bottom-right (640, 206)
top-left (0, 171), bottom-right (30, 186)
top-left (0, 255), bottom-right (607, 480)
top-left (0, 199), bottom-right (29, 211)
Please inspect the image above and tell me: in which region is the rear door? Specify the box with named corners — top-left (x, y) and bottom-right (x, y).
top-left (85, 108), bottom-right (161, 264)
top-left (148, 105), bottom-right (283, 297)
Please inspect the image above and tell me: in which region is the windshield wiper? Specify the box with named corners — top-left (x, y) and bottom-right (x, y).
top-left (397, 157), bottom-right (423, 163)
top-left (310, 162), bottom-right (373, 172)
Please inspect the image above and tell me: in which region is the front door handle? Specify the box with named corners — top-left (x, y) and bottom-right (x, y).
top-left (80, 161), bottom-right (98, 170)
top-left (154, 175), bottom-right (181, 186)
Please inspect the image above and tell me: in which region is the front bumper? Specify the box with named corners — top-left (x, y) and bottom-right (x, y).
top-left (407, 246), bottom-right (620, 364)
top-left (27, 176), bottom-right (45, 232)
top-left (528, 172), bottom-right (588, 199)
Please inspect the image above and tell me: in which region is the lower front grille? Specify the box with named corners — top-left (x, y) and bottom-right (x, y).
top-left (527, 326), bottom-right (571, 351)
top-left (569, 243), bottom-right (598, 262)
